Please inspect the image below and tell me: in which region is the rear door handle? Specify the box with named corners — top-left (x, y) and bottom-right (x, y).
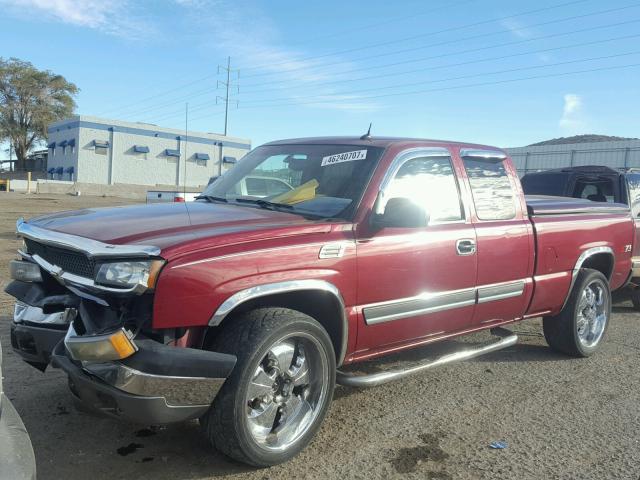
top-left (456, 238), bottom-right (476, 255)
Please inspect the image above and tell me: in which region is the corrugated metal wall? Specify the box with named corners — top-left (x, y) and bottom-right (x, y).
top-left (507, 140), bottom-right (640, 177)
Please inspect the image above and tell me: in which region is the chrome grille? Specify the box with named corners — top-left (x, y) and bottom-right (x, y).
top-left (24, 238), bottom-right (95, 278)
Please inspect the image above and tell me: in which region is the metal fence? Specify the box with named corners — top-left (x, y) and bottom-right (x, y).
top-left (507, 140), bottom-right (640, 177)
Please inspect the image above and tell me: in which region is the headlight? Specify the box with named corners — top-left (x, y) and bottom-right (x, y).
top-left (95, 260), bottom-right (164, 290)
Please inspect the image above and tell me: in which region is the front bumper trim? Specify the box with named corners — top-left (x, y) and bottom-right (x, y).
top-left (83, 362), bottom-right (224, 407)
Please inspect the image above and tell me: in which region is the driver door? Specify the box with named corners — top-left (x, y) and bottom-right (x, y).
top-left (355, 149), bottom-right (477, 353)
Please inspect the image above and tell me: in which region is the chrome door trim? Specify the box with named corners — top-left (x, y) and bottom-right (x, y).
top-left (477, 280), bottom-right (525, 304)
top-left (209, 279), bottom-right (349, 366)
top-left (362, 279), bottom-right (528, 325)
top-left (363, 288), bottom-right (476, 325)
top-left (16, 218), bottom-right (161, 258)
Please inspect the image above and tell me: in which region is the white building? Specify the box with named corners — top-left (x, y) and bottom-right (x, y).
top-left (46, 115), bottom-right (251, 187)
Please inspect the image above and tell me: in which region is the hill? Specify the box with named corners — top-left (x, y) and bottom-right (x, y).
top-left (528, 134), bottom-right (638, 147)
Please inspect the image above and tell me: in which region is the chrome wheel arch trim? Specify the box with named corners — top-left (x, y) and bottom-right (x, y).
top-left (16, 217), bottom-right (161, 258)
top-left (209, 279), bottom-right (349, 366)
top-left (561, 246), bottom-right (615, 311)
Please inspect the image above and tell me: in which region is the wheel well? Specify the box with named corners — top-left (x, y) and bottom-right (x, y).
top-left (206, 289), bottom-right (346, 365)
top-left (581, 252), bottom-right (614, 280)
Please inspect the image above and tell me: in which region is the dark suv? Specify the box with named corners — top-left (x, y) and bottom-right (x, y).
top-left (522, 165), bottom-right (640, 307)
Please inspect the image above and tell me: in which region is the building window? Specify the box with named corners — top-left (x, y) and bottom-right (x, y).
top-left (68, 138), bottom-right (76, 154)
top-left (59, 140), bottom-right (68, 154)
top-left (195, 152), bottom-right (209, 166)
top-left (94, 140), bottom-right (109, 156)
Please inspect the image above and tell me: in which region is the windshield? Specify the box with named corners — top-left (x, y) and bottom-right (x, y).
top-left (201, 144), bottom-right (385, 219)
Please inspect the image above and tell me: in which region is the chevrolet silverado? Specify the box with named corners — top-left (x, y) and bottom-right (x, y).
top-left (6, 137), bottom-right (635, 466)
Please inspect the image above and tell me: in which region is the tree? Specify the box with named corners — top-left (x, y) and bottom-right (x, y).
top-left (0, 58), bottom-right (78, 171)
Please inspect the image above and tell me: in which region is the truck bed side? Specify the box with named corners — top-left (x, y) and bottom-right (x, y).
top-left (525, 195), bottom-right (633, 317)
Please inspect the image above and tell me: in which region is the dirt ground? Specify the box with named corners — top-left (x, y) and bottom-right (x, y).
top-left (1, 191), bottom-right (639, 480)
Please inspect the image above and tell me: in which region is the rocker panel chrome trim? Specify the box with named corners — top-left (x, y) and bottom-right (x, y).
top-left (209, 279), bottom-right (349, 366)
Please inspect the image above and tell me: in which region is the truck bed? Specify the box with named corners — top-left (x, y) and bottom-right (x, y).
top-left (525, 195), bottom-right (630, 216)
top-left (525, 195), bottom-right (634, 317)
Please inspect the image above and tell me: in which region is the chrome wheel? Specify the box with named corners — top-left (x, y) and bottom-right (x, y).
top-left (576, 280), bottom-right (608, 348)
top-left (245, 333), bottom-right (329, 452)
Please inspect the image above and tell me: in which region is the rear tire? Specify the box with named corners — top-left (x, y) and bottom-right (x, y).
top-left (543, 268), bottom-right (611, 357)
top-left (200, 307), bottom-right (336, 467)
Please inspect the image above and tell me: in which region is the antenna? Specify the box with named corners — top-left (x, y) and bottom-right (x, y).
top-left (360, 123), bottom-right (372, 141)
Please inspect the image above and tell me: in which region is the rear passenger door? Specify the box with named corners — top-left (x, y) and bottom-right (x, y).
top-left (460, 149), bottom-right (533, 327)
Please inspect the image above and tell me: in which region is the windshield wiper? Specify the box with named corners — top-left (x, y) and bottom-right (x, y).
top-left (234, 198), bottom-right (294, 210)
top-left (195, 194), bottom-right (228, 203)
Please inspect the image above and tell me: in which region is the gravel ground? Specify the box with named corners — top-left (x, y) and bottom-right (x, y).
top-left (1, 191), bottom-right (639, 480)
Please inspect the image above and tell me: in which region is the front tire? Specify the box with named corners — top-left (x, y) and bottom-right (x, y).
top-left (543, 268), bottom-right (611, 357)
top-left (201, 307), bottom-right (336, 467)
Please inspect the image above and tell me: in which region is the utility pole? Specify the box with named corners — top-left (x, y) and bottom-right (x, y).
top-left (217, 56), bottom-right (239, 136)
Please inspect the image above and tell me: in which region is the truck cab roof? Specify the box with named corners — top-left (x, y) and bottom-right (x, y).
top-left (263, 136), bottom-right (506, 152)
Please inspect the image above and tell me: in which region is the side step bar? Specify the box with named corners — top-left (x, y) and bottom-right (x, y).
top-left (336, 327), bottom-right (517, 388)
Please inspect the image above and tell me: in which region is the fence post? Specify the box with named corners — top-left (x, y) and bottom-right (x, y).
top-left (27, 171), bottom-right (31, 194)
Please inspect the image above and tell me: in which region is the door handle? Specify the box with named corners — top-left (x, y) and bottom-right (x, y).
top-left (456, 238), bottom-right (476, 255)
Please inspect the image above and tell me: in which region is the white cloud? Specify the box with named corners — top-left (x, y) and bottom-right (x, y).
top-left (500, 18), bottom-right (533, 39)
top-left (559, 94), bottom-right (588, 133)
top-left (0, 0), bottom-right (154, 39)
top-left (174, 0), bottom-right (380, 112)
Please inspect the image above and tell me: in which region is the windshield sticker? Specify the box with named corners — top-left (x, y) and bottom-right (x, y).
top-left (321, 150), bottom-right (368, 167)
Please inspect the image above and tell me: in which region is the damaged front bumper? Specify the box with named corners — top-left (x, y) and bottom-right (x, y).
top-left (51, 338), bottom-right (236, 425)
top-left (8, 281), bottom-right (237, 425)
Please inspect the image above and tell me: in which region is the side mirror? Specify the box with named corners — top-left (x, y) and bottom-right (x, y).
top-left (371, 195), bottom-right (429, 229)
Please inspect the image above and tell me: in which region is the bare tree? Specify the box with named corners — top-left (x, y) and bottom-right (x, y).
top-left (0, 58), bottom-right (78, 171)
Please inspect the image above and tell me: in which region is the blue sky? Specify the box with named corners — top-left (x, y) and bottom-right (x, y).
top-left (1, 0), bottom-right (639, 152)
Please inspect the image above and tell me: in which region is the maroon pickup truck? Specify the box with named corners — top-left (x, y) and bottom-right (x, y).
top-left (7, 137), bottom-right (634, 466)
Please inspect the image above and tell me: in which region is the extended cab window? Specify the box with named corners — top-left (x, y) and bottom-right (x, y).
top-left (384, 156), bottom-right (463, 223)
top-left (463, 158), bottom-right (516, 220)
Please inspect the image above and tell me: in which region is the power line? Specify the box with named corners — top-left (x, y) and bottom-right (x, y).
top-left (239, 0), bottom-right (597, 76)
top-left (240, 3), bottom-right (640, 80)
top-left (165, 51), bottom-right (640, 116)
top-left (240, 50), bottom-right (640, 104)
top-left (237, 33), bottom-right (640, 97)
top-left (94, 2), bottom-right (632, 123)
top-left (231, 62), bottom-right (640, 110)
top-left (96, 71), bottom-right (219, 117)
top-left (122, 23), bottom-right (640, 124)
top-left (116, 18), bottom-right (640, 123)
top-left (233, 0), bottom-right (479, 59)
top-left (239, 17), bottom-right (640, 88)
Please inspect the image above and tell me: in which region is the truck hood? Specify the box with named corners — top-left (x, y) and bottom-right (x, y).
top-left (28, 202), bottom-right (327, 254)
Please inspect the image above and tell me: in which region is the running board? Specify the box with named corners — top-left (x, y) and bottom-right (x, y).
top-left (336, 328), bottom-right (517, 388)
